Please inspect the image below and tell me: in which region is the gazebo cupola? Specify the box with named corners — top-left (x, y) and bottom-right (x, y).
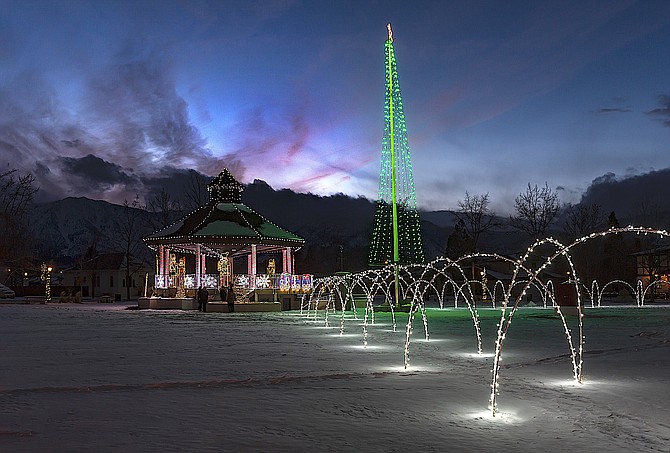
top-left (208, 167), bottom-right (243, 204)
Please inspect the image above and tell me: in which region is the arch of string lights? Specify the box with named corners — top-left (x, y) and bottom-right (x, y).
top-left (307, 226), bottom-right (670, 417)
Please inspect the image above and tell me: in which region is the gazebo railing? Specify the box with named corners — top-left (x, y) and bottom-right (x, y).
top-left (154, 274), bottom-right (220, 289)
top-left (154, 273), bottom-right (312, 292)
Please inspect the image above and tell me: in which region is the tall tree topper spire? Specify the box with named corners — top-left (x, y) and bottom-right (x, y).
top-left (368, 23), bottom-right (426, 273)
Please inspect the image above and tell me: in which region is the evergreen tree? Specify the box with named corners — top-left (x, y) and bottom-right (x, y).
top-left (446, 219), bottom-right (471, 260)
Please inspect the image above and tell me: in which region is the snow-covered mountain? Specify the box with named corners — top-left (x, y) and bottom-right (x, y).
top-left (29, 182), bottom-right (531, 275)
top-left (30, 197), bottom-right (155, 262)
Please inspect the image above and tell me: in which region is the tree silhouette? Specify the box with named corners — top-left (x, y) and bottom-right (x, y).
top-left (455, 192), bottom-right (499, 252)
top-left (510, 183), bottom-right (560, 240)
top-left (115, 196), bottom-right (152, 300)
top-left (0, 169), bottom-right (38, 267)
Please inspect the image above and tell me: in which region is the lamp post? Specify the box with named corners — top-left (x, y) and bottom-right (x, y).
top-left (338, 245), bottom-right (344, 272)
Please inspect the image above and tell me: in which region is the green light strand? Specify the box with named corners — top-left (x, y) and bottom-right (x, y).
top-left (388, 36), bottom-right (399, 266)
top-left (369, 24), bottom-right (426, 268)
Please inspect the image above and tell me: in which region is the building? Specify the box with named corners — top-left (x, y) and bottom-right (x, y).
top-left (60, 252), bottom-right (154, 300)
top-left (632, 245), bottom-right (670, 298)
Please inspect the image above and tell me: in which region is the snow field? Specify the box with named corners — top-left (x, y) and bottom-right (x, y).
top-left (1, 303), bottom-right (669, 452)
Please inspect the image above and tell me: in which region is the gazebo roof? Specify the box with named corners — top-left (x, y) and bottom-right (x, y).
top-left (144, 169), bottom-right (304, 255)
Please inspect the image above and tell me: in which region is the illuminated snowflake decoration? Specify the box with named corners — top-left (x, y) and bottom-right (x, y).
top-left (154, 275), bottom-right (166, 289)
top-left (183, 275), bottom-right (196, 289)
top-left (256, 274), bottom-right (271, 288)
top-left (237, 275), bottom-right (250, 288)
top-left (203, 274), bottom-right (218, 288)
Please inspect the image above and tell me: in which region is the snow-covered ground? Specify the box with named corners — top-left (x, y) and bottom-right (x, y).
top-left (1, 302), bottom-right (669, 452)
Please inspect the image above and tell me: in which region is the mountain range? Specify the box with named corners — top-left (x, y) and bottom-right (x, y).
top-left (29, 172), bottom-right (670, 276)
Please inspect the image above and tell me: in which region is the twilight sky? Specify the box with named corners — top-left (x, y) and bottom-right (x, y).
top-left (2, 0), bottom-right (669, 214)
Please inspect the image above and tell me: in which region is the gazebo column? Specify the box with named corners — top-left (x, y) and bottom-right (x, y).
top-left (158, 245), bottom-right (165, 285)
top-left (283, 247), bottom-right (292, 274)
top-left (164, 247), bottom-right (171, 288)
top-left (248, 244), bottom-right (257, 288)
top-left (195, 244), bottom-right (201, 288)
top-left (228, 255), bottom-right (234, 286)
top-left (201, 253), bottom-right (207, 283)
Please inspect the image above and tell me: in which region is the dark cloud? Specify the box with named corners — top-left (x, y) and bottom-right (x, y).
top-left (596, 107), bottom-right (631, 114)
top-left (57, 154), bottom-right (136, 188)
top-left (645, 94), bottom-right (670, 127)
top-left (594, 97), bottom-right (631, 114)
top-left (556, 185), bottom-right (581, 202)
top-left (139, 166), bottom-right (208, 202)
top-left (61, 139), bottom-right (81, 148)
top-left (33, 161), bottom-right (66, 203)
top-left (590, 172), bottom-right (616, 186)
top-left (580, 168), bottom-right (670, 224)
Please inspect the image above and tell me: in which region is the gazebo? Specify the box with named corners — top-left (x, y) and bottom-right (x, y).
top-left (142, 168), bottom-right (310, 309)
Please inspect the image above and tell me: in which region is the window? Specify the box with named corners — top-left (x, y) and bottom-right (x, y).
top-left (110, 276), bottom-right (114, 288)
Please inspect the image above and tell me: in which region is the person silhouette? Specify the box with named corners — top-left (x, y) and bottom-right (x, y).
top-left (197, 285), bottom-right (208, 312)
top-left (226, 283), bottom-right (235, 313)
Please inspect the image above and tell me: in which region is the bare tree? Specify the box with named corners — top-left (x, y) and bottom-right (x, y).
top-left (561, 203), bottom-right (605, 286)
top-left (183, 170), bottom-right (209, 211)
top-left (562, 203), bottom-right (604, 240)
top-left (115, 196), bottom-right (152, 301)
top-left (632, 201), bottom-right (665, 229)
top-left (0, 169), bottom-right (38, 215)
top-left (147, 188), bottom-right (182, 231)
top-left (455, 192), bottom-right (499, 252)
top-left (0, 169), bottom-right (39, 265)
top-left (510, 183), bottom-right (560, 240)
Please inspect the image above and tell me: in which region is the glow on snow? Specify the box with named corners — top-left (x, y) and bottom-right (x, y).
top-left (305, 226), bottom-right (670, 417)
